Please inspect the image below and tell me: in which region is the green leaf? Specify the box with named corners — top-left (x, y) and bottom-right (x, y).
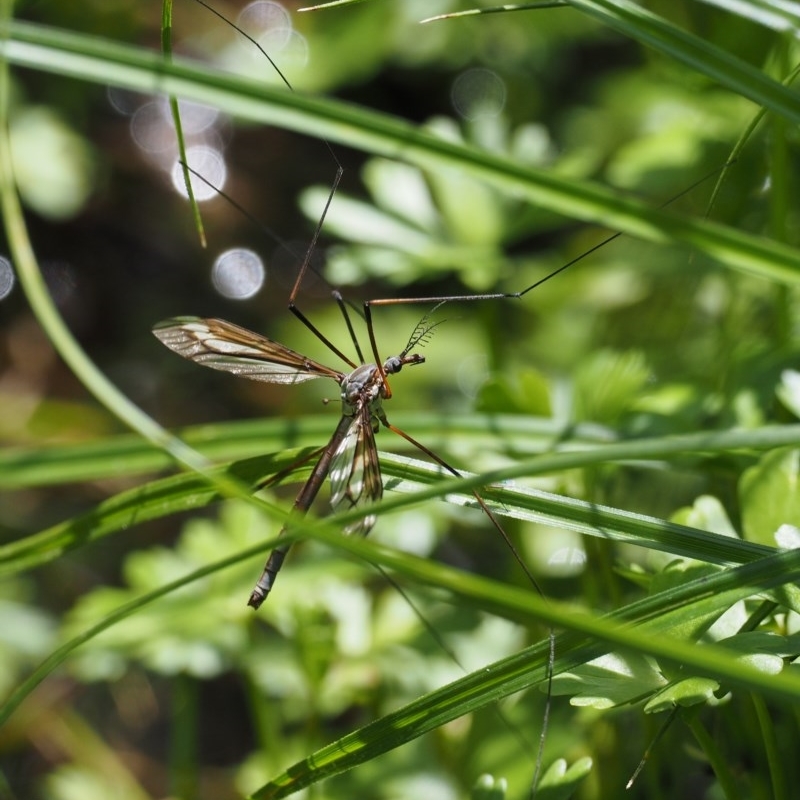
top-left (550, 651), bottom-right (666, 708)
top-left (740, 447), bottom-right (800, 545)
top-left (249, 548), bottom-right (800, 798)
top-left (472, 773), bottom-right (508, 800)
top-left (644, 676), bottom-right (720, 712)
top-left (535, 756), bottom-right (594, 800)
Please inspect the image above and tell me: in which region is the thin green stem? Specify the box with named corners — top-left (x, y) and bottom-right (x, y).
top-left (683, 709), bottom-right (741, 800)
top-left (170, 674), bottom-right (199, 800)
top-left (751, 693), bottom-right (787, 800)
top-left (162, 0), bottom-right (206, 247)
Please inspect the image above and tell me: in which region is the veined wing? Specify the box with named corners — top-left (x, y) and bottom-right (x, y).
top-left (153, 317), bottom-right (344, 384)
top-left (329, 406), bottom-right (382, 536)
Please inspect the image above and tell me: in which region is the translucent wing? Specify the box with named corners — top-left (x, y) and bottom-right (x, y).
top-left (329, 406), bottom-right (383, 535)
top-left (153, 317), bottom-right (344, 384)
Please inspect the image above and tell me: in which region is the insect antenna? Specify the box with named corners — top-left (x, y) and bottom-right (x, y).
top-left (400, 312), bottom-right (446, 357)
top-left (513, 160), bottom-right (738, 299)
top-left (192, 0), bottom-right (293, 90)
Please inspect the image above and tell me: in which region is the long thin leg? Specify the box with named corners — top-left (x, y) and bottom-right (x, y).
top-left (352, 165), bottom-right (726, 797)
top-left (248, 413), bottom-right (354, 608)
top-left (253, 446), bottom-right (326, 492)
top-left (333, 290), bottom-right (365, 364)
top-left (184, 2), bottom-right (556, 781)
top-left (381, 417), bottom-right (544, 597)
top-left (177, 160), bottom-right (361, 369)
top-left (282, 157), bottom-right (366, 368)
top-left (195, 0), bottom-right (366, 371)
top-left (379, 414), bottom-right (555, 793)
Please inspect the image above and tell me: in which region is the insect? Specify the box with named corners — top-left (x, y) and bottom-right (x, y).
top-left (154, 1), bottom-right (557, 612)
top-left (152, 312), bottom-right (429, 608)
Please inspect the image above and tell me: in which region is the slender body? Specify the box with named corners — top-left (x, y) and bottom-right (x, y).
top-left (153, 316), bottom-right (425, 608)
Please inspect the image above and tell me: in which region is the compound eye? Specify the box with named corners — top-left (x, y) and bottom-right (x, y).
top-left (384, 355), bottom-right (403, 374)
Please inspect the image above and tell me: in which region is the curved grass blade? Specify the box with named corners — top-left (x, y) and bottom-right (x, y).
top-left (0, 451), bottom-right (312, 576)
top-left (250, 546), bottom-right (800, 798)
top-left (161, 0), bottom-right (206, 248)
top-left (4, 526), bottom-right (799, 755)
top-left (4, 438), bottom-right (795, 589)
top-left (3, 20), bottom-right (800, 283)
top-left (0, 414), bottom-right (616, 489)
top-left (4, 415), bottom-right (800, 489)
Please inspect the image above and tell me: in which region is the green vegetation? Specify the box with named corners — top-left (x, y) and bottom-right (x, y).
top-left (2, 1), bottom-right (800, 799)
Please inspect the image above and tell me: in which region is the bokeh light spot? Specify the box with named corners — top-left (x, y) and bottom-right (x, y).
top-left (451, 68), bottom-right (507, 120)
top-left (130, 99), bottom-right (175, 155)
top-left (174, 100), bottom-right (220, 136)
top-left (0, 257), bottom-right (15, 300)
top-left (211, 248), bottom-right (265, 299)
top-left (238, 1), bottom-right (292, 51)
top-left (107, 86), bottom-right (146, 116)
top-left (171, 146), bottom-right (227, 201)
top-left (234, 1), bottom-right (308, 76)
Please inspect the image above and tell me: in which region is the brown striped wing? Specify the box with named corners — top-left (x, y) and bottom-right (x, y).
top-left (153, 317), bottom-right (345, 385)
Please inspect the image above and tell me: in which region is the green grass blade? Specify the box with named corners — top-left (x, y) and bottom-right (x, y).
top-left (566, 0), bottom-right (800, 122)
top-left (2, 19), bottom-right (799, 284)
top-left (3, 416), bottom-right (800, 489)
top-left (2, 435), bottom-right (786, 582)
top-left (251, 546), bottom-right (800, 798)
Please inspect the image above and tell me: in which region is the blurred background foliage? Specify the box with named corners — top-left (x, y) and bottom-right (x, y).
top-left (2, 1), bottom-right (800, 799)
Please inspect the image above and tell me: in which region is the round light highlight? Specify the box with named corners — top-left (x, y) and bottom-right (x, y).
top-left (130, 99), bottom-right (174, 155)
top-left (235, 1), bottom-right (308, 75)
top-left (171, 146), bottom-right (227, 201)
top-left (238, 1), bottom-right (292, 51)
top-left (451, 68), bottom-right (507, 120)
top-left (211, 248), bottom-right (265, 300)
top-left (0, 257), bottom-right (14, 300)
top-left (173, 100), bottom-right (219, 136)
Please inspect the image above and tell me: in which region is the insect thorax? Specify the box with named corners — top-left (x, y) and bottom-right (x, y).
top-left (341, 363), bottom-right (384, 416)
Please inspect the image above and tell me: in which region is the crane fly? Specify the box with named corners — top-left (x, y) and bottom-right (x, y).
top-left (153, 314), bottom-right (432, 608)
top-left (154, 1), bottom-right (543, 611)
